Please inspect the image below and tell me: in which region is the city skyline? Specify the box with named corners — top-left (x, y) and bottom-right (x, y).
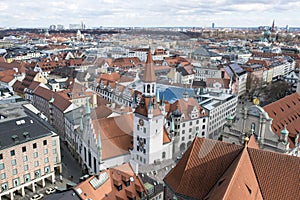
top-left (0, 0), bottom-right (299, 28)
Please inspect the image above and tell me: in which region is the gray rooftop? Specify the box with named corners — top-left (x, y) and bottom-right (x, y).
top-left (0, 102), bottom-right (55, 150)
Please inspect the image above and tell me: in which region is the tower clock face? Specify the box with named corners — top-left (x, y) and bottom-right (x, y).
top-left (139, 119), bottom-right (144, 126)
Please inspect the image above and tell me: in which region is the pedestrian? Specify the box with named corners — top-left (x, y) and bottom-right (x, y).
top-left (59, 174), bottom-right (63, 183)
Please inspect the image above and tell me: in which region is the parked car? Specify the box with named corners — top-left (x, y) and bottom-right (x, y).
top-left (31, 193), bottom-right (44, 200)
top-left (45, 187), bottom-right (57, 195)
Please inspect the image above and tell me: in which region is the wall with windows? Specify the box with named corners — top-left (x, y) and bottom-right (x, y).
top-left (0, 134), bottom-right (60, 198)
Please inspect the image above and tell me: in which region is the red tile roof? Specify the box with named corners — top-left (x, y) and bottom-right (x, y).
top-left (92, 114), bottom-right (133, 160)
top-left (206, 148), bottom-right (263, 200)
top-left (99, 72), bottom-right (121, 82)
top-left (34, 86), bottom-right (72, 112)
top-left (263, 93), bottom-right (300, 147)
top-left (167, 98), bottom-right (207, 120)
top-left (74, 163), bottom-right (146, 200)
top-left (91, 105), bottom-right (113, 119)
top-left (164, 138), bottom-right (243, 199)
top-left (134, 97), bottom-right (162, 118)
top-left (110, 57), bottom-right (142, 69)
top-left (164, 137), bottom-right (300, 200)
top-left (163, 126), bottom-right (171, 144)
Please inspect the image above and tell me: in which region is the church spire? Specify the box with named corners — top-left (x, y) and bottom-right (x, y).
top-left (141, 49), bottom-right (156, 97)
top-left (142, 49), bottom-right (156, 83)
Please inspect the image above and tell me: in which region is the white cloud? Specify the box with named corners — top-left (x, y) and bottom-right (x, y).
top-left (0, 0), bottom-right (299, 28)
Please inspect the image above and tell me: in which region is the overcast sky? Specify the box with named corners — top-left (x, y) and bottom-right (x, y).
top-left (1, 0), bottom-right (299, 28)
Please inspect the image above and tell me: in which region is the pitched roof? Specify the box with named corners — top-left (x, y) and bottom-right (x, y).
top-left (92, 114), bottom-right (133, 160)
top-left (134, 97), bottom-right (162, 117)
top-left (142, 50), bottom-right (156, 83)
top-left (167, 98), bottom-right (207, 120)
top-left (247, 148), bottom-right (300, 200)
top-left (164, 138), bottom-right (243, 199)
top-left (163, 126), bottom-right (171, 144)
top-left (34, 86), bottom-right (72, 112)
top-left (263, 92), bottom-right (300, 147)
top-left (206, 148), bottom-right (263, 200)
top-left (164, 137), bottom-right (300, 200)
top-left (74, 163), bottom-right (146, 200)
top-left (206, 78), bottom-right (230, 89)
top-left (91, 105), bottom-right (113, 119)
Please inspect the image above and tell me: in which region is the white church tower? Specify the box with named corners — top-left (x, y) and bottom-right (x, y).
top-left (131, 49), bottom-right (172, 165)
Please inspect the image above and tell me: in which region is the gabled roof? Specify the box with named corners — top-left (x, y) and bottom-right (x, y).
top-left (74, 163), bottom-right (146, 200)
top-left (99, 72), bottom-right (121, 82)
top-left (92, 114), bottom-right (133, 160)
top-left (164, 137), bottom-right (300, 200)
top-left (206, 148), bottom-right (263, 200)
top-left (167, 98), bottom-right (207, 120)
top-left (164, 138), bottom-right (243, 199)
top-left (34, 86), bottom-right (73, 112)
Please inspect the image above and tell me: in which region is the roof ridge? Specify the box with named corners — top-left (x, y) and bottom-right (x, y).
top-left (223, 148), bottom-right (261, 199)
top-left (247, 148), bottom-right (265, 199)
top-left (204, 145), bottom-right (245, 198)
top-left (173, 138), bottom-right (197, 192)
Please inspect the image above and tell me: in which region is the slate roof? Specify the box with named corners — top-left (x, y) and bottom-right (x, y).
top-left (0, 116), bottom-right (53, 150)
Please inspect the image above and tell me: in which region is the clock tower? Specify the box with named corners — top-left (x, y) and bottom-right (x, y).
top-left (131, 49), bottom-right (169, 165)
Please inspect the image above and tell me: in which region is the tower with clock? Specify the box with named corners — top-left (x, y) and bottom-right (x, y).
top-left (131, 49), bottom-right (172, 165)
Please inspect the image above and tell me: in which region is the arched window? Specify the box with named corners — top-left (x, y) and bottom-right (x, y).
top-left (143, 85), bottom-right (145, 93)
top-left (147, 84), bottom-right (150, 93)
top-left (152, 84), bottom-right (155, 93)
top-left (162, 152), bottom-right (166, 159)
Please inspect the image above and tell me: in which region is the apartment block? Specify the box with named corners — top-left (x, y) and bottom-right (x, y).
top-left (0, 102), bottom-right (61, 200)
